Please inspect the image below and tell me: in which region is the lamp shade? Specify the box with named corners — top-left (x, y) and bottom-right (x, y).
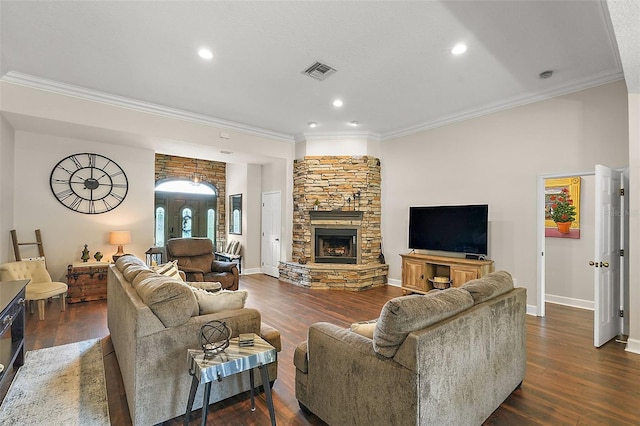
top-left (109, 231), bottom-right (131, 245)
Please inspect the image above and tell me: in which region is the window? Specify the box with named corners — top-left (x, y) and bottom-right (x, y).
top-left (155, 207), bottom-right (165, 246)
top-left (207, 208), bottom-right (216, 242)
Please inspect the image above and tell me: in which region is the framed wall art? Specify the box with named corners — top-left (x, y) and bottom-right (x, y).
top-left (545, 176), bottom-right (581, 239)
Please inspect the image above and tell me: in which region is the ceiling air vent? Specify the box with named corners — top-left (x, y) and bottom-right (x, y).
top-left (302, 61), bottom-right (337, 81)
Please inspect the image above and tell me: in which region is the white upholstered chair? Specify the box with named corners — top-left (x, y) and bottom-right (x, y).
top-left (0, 260), bottom-right (68, 320)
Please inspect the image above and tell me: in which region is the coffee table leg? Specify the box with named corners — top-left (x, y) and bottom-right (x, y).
top-left (201, 382), bottom-right (212, 426)
top-left (184, 376), bottom-right (199, 426)
top-left (259, 365), bottom-right (276, 426)
top-left (249, 368), bottom-right (256, 411)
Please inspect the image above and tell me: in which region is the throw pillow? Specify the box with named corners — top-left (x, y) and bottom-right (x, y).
top-left (153, 260), bottom-right (184, 281)
top-left (187, 281), bottom-right (222, 292)
top-left (192, 289), bottom-right (248, 315)
top-left (350, 319), bottom-right (377, 339)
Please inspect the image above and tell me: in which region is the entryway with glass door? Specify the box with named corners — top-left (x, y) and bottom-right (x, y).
top-left (154, 179), bottom-right (218, 248)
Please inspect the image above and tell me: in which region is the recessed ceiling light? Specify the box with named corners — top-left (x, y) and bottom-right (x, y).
top-left (539, 70), bottom-right (553, 79)
top-left (333, 99), bottom-right (343, 108)
top-left (308, 122), bottom-right (317, 128)
top-left (348, 121), bottom-right (359, 127)
top-left (451, 43), bottom-right (467, 55)
top-left (198, 48), bottom-right (213, 60)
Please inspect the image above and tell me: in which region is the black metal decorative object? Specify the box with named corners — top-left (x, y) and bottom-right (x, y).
top-left (199, 320), bottom-right (232, 357)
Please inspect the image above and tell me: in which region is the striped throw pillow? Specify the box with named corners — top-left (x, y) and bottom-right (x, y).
top-left (153, 260), bottom-right (183, 281)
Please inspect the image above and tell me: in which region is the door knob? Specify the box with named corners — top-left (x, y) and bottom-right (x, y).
top-left (589, 261), bottom-right (610, 268)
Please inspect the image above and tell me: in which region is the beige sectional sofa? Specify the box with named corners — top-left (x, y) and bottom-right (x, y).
top-left (294, 270), bottom-right (526, 426)
top-left (107, 255), bottom-right (280, 426)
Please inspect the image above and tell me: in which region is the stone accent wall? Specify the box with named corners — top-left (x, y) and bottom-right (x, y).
top-left (292, 156), bottom-right (382, 264)
top-left (154, 154), bottom-right (226, 240)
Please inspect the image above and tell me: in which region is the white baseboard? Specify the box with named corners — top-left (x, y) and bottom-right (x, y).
top-left (545, 294), bottom-right (594, 311)
top-left (387, 278), bottom-right (401, 287)
top-left (526, 305), bottom-right (538, 316)
top-left (241, 267), bottom-right (262, 275)
top-left (625, 337), bottom-right (640, 355)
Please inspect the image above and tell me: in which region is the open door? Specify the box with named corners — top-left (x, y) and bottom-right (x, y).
top-left (593, 165), bottom-right (622, 347)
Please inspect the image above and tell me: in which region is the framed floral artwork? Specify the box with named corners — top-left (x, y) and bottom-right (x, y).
top-left (545, 176), bottom-right (581, 239)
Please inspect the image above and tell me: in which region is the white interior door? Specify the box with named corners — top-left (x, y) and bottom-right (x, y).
top-left (261, 191), bottom-right (281, 277)
top-left (593, 165), bottom-right (622, 347)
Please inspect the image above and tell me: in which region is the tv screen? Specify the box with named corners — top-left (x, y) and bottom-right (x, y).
top-left (409, 204), bottom-right (488, 255)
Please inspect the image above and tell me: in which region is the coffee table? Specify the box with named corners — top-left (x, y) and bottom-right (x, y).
top-left (184, 334), bottom-right (277, 426)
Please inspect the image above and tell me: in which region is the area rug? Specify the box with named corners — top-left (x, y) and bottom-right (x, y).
top-left (0, 338), bottom-right (110, 426)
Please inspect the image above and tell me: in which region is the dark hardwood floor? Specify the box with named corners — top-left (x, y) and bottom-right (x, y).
top-left (5, 274), bottom-right (640, 425)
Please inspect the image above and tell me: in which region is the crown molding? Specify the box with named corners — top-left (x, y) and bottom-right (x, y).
top-left (382, 71), bottom-right (625, 141)
top-left (294, 131), bottom-right (382, 144)
top-left (2, 70), bottom-right (624, 145)
top-left (1, 71), bottom-right (295, 143)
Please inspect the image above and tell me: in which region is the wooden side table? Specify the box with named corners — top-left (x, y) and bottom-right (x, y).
top-left (66, 262), bottom-right (110, 303)
top-left (184, 335), bottom-right (277, 426)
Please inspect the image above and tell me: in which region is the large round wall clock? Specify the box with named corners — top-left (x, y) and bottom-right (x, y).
top-left (49, 153), bottom-right (128, 214)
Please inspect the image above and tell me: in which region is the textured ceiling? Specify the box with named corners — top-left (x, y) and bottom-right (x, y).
top-left (0, 1), bottom-right (625, 140)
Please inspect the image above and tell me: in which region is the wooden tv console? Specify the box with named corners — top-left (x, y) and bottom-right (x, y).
top-left (400, 253), bottom-right (494, 294)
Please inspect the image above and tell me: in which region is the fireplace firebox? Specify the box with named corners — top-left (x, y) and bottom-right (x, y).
top-left (314, 228), bottom-right (357, 264)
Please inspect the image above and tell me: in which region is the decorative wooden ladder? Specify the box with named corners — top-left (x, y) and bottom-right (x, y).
top-left (10, 229), bottom-right (46, 261)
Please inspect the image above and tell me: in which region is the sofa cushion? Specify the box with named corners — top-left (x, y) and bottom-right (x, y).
top-left (133, 275), bottom-right (198, 327)
top-left (191, 289), bottom-right (248, 314)
top-left (350, 319), bottom-right (377, 339)
top-left (461, 270), bottom-right (513, 304)
top-left (373, 288), bottom-right (474, 358)
top-left (186, 281), bottom-right (222, 292)
top-left (152, 260), bottom-right (184, 281)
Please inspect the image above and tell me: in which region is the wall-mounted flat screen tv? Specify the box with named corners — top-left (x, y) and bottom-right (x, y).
top-left (408, 204), bottom-right (488, 255)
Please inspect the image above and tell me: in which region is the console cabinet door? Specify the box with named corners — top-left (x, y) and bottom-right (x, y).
top-left (451, 267), bottom-right (478, 287)
top-left (403, 259), bottom-right (427, 292)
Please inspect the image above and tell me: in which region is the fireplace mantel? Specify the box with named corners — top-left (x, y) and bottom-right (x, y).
top-left (310, 211), bottom-right (364, 221)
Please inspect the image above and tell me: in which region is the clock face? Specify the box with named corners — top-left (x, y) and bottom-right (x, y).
top-left (50, 153), bottom-right (128, 214)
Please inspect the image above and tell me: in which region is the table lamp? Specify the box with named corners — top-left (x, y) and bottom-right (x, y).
top-left (110, 231), bottom-right (131, 262)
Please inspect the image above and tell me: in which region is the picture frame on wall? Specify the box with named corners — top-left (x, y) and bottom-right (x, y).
top-left (544, 176), bottom-right (581, 239)
top-left (229, 194), bottom-right (242, 235)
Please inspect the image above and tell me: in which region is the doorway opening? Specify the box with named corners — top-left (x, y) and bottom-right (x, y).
top-left (154, 179), bottom-right (219, 248)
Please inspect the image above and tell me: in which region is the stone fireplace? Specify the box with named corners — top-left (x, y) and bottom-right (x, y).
top-left (311, 211), bottom-right (362, 264)
top-left (279, 156), bottom-right (388, 290)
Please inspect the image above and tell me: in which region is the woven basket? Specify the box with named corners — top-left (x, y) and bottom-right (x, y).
top-left (428, 277), bottom-right (451, 290)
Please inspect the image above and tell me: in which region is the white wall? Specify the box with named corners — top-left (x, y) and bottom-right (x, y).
top-left (261, 158), bottom-right (291, 262)
top-left (381, 81), bottom-right (629, 309)
top-left (246, 164), bottom-right (262, 272)
top-left (226, 163), bottom-right (248, 264)
top-left (545, 174), bottom-right (595, 308)
top-left (226, 163), bottom-right (263, 273)
top-left (13, 131), bottom-right (155, 281)
top-left (627, 93), bottom-right (640, 353)
top-left (0, 115), bottom-right (15, 263)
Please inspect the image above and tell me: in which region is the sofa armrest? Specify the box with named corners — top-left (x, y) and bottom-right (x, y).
top-left (294, 340), bottom-right (308, 373)
top-left (301, 322), bottom-right (416, 424)
top-left (260, 323), bottom-right (281, 352)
